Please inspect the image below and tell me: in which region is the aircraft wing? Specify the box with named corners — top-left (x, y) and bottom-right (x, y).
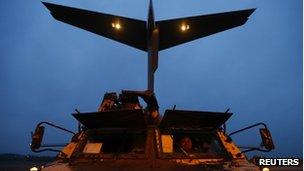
top-left (156, 9), bottom-right (255, 51)
top-left (42, 2), bottom-right (147, 51)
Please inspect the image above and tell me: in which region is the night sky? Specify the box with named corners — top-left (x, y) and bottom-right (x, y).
top-left (0, 0), bottom-right (302, 158)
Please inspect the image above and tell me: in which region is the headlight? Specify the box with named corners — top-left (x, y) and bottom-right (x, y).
top-left (262, 167), bottom-right (270, 171)
top-left (30, 166), bottom-right (38, 171)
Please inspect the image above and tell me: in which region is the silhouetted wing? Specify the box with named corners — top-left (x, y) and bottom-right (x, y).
top-left (156, 9), bottom-right (255, 51)
top-left (42, 2), bottom-right (147, 51)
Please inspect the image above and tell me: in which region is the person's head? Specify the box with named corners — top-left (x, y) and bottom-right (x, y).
top-left (180, 137), bottom-right (192, 151)
top-left (199, 140), bottom-right (211, 153)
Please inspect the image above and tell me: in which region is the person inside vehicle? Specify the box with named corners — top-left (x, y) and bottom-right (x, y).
top-left (200, 141), bottom-right (211, 153)
top-left (179, 137), bottom-right (193, 153)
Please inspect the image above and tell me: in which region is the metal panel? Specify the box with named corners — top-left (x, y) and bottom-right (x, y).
top-left (73, 109), bottom-right (147, 129)
top-left (159, 110), bottom-right (232, 130)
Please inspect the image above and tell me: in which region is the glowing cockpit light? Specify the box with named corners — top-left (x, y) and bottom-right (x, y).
top-left (112, 22), bottom-right (121, 30)
top-left (180, 24), bottom-right (190, 31)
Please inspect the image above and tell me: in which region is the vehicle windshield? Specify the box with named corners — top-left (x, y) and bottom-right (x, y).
top-left (80, 129), bottom-right (146, 158)
top-left (159, 131), bottom-right (226, 158)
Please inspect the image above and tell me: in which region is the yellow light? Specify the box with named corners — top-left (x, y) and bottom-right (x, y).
top-left (262, 167), bottom-right (270, 171)
top-left (112, 22), bottom-right (121, 30)
top-left (30, 166), bottom-right (38, 171)
top-left (180, 24), bottom-right (190, 31)
top-left (115, 23), bottom-right (121, 29)
top-left (181, 25), bottom-right (186, 31)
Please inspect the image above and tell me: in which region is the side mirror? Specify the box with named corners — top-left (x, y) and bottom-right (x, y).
top-left (30, 125), bottom-right (45, 151)
top-left (260, 128), bottom-right (274, 150)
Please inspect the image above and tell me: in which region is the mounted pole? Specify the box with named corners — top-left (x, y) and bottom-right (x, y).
top-left (147, 0), bottom-right (158, 92)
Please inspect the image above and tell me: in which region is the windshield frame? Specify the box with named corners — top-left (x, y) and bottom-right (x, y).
top-left (71, 128), bottom-right (148, 160)
top-left (155, 128), bottom-right (230, 159)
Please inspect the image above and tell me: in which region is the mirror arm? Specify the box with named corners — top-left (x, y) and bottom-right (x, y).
top-left (41, 143), bottom-right (68, 147)
top-left (32, 148), bottom-right (68, 157)
top-left (32, 148), bottom-right (62, 153)
top-left (226, 122), bottom-right (274, 154)
top-left (30, 121), bottom-right (75, 153)
top-left (238, 147), bottom-right (271, 155)
top-left (37, 121), bottom-right (76, 135)
top-left (227, 122), bottom-right (268, 138)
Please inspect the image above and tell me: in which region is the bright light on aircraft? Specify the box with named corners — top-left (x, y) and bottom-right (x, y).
top-left (111, 22), bottom-right (121, 30)
top-left (180, 24), bottom-right (190, 31)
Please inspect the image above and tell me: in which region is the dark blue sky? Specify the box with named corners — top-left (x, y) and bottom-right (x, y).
top-left (0, 0), bottom-right (302, 157)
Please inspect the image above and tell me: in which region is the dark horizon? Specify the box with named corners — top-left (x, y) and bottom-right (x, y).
top-left (0, 0), bottom-right (302, 158)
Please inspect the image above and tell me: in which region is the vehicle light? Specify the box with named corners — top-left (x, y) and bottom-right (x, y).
top-left (30, 166), bottom-right (38, 171)
top-left (262, 167), bottom-right (270, 171)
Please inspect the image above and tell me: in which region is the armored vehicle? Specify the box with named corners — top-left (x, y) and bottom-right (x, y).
top-left (31, 90), bottom-right (274, 171)
top-left (30, 1), bottom-right (274, 170)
